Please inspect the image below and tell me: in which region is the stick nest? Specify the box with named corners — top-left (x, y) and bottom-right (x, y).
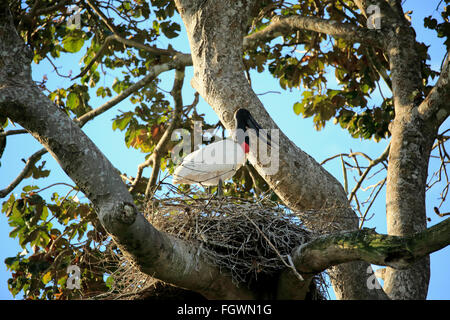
top-left (147, 196), bottom-right (311, 285)
top-left (93, 196), bottom-right (329, 300)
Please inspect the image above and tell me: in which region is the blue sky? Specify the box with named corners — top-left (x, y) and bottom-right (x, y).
top-left (0, 0), bottom-right (449, 299)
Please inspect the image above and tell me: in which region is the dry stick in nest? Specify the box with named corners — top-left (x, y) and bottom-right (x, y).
top-left (240, 210), bottom-right (304, 281)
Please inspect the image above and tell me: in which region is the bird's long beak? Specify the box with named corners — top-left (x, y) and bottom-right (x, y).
top-left (246, 114), bottom-right (271, 147)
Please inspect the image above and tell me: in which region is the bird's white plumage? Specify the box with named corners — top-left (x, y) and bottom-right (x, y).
top-left (173, 139), bottom-right (246, 186)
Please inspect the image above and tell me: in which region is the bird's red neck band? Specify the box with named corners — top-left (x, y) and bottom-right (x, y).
top-left (241, 142), bottom-right (250, 153)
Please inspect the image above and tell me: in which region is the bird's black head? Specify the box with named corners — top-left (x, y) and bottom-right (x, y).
top-left (234, 108), bottom-right (252, 131)
top-left (234, 108), bottom-right (271, 150)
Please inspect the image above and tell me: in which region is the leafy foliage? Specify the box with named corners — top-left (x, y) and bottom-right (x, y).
top-left (2, 189), bottom-right (114, 299)
top-left (0, 0), bottom-right (445, 299)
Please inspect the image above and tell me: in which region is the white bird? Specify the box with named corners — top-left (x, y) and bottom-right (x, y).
top-left (172, 108), bottom-right (270, 189)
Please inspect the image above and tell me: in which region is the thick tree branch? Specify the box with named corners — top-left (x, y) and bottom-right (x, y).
top-left (243, 14), bottom-right (383, 50)
top-left (293, 218), bottom-right (450, 273)
top-left (377, 0), bottom-right (436, 299)
top-left (175, 0), bottom-right (387, 300)
top-left (0, 3), bottom-right (252, 299)
top-left (418, 52), bottom-right (450, 128)
top-left (0, 86), bottom-right (254, 299)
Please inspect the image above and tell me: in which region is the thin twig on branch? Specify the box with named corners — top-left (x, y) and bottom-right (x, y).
top-left (348, 143), bottom-right (390, 202)
top-left (0, 148), bottom-right (47, 198)
top-left (0, 129), bottom-right (28, 137)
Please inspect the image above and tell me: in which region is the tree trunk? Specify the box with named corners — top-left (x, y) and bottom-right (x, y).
top-left (174, 0), bottom-right (387, 299)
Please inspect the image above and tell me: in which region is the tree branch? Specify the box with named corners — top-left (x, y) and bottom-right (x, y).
top-left (75, 58), bottom-right (191, 126)
top-left (0, 129), bottom-right (28, 137)
top-left (0, 148), bottom-right (47, 198)
top-left (293, 218), bottom-right (450, 273)
top-left (419, 52), bottom-right (450, 127)
top-left (175, 0), bottom-right (387, 300)
top-left (72, 34), bottom-right (180, 80)
top-left (243, 14), bottom-right (383, 50)
top-left (0, 4), bottom-right (251, 299)
top-left (85, 0), bottom-right (119, 35)
top-left (348, 143), bottom-right (390, 202)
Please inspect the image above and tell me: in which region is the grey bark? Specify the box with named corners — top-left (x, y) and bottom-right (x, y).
top-left (1, 0), bottom-right (448, 300)
top-left (0, 3), bottom-right (253, 300)
top-left (174, 0), bottom-right (387, 300)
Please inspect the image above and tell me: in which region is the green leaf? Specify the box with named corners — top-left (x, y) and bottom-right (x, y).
top-left (62, 36), bottom-right (85, 53)
top-left (66, 92), bottom-right (80, 110)
top-left (293, 102), bottom-right (303, 115)
top-left (21, 228), bottom-right (40, 246)
top-left (112, 114), bottom-right (132, 131)
top-left (42, 271), bottom-right (52, 285)
top-left (105, 275), bottom-right (114, 289)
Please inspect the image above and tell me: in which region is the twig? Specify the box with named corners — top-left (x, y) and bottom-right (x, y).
top-left (256, 91), bottom-right (282, 96)
top-left (72, 34), bottom-right (176, 80)
top-left (0, 148), bottom-right (47, 198)
top-left (434, 207), bottom-right (450, 217)
top-left (359, 178), bottom-right (386, 229)
top-left (35, 182), bottom-right (76, 194)
top-left (321, 151), bottom-right (372, 165)
top-left (340, 154), bottom-right (348, 194)
top-left (241, 211), bottom-right (304, 281)
top-left (348, 143), bottom-right (390, 202)
top-left (0, 129), bottom-right (28, 137)
top-left (85, 0), bottom-right (120, 35)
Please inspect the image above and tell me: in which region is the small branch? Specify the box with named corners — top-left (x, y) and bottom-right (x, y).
top-left (46, 56), bottom-right (72, 79)
top-left (293, 217), bottom-right (450, 273)
top-left (72, 34), bottom-right (177, 80)
top-left (85, 0), bottom-right (120, 35)
top-left (321, 151), bottom-right (372, 166)
top-left (0, 129), bottom-right (28, 137)
top-left (348, 143), bottom-right (390, 202)
top-left (243, 15), bottom-right (383, 51)
top-left (256, 90), bottom-right (281, 96)
top-left (35, 182), bottom-right (76, 194)
top-left (359, 178), bottom-right (386, 228)
top-left (419, 51), bottom-right (450, 126)
top-left (145, 68), bottom-right (185, 196)
top-left (434, 207), bottom-right (450, 218)
top-left (75, 60), bottom-right (189, 126)
top-left (0, 148), bottom-right (47, 198)
top-left (340, 154), bottom-right (348, 194)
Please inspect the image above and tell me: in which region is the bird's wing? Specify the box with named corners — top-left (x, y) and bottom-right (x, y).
top-left (172, 139), bottom-right (245, 185)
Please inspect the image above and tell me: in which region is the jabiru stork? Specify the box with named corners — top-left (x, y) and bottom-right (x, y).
top-left (172, 108), bottom-right (271, 193)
